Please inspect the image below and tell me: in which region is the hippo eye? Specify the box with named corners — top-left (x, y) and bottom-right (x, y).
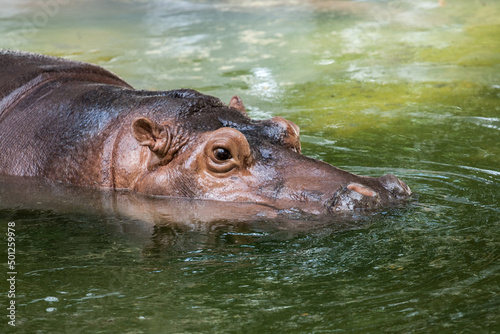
top-left (213, 148), bottom-right (232, 161)
top-left (204, 127), bottom-right (251, 174)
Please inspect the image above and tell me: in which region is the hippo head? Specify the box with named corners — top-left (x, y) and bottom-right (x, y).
top-left (128, 90), bottom-right (411, 216)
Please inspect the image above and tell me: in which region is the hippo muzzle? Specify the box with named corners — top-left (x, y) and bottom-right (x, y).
top-left (327, 174), bottom-right (412, 212)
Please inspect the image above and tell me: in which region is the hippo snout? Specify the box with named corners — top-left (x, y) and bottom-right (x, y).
top-left (379, 174), bottom-right (412, 200)
top-left (326, 174), bottom-right (411, 213)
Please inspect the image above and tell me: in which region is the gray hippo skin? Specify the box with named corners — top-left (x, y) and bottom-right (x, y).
top-left (0, 50), bottom-right (411, 215)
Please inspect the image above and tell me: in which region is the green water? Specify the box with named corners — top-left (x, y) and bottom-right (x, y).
top-left (1, 0), bottom-right (499, 332)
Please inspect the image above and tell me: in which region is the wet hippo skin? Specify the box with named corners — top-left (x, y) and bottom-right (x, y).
top-left (0, 50), bottom-right (411, 215)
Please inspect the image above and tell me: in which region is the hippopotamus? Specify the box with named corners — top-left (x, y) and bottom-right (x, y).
top-left (0, 50), bottom-right (411, 216)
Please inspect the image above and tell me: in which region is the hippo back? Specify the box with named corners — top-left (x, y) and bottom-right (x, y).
top-left (0, 50), bottom-right (131, 116)
top-left (0, 50), bottom-right (135, 183)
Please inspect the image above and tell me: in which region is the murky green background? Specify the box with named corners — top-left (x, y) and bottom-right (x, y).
top-left (1, 0), bottom-right (499, 332)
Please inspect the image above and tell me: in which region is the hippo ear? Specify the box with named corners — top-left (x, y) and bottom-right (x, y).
top-left (131, 117), bottom-right (170, 163)
top-left (131, 117), bottom-right (164, 150)
top-left (270, 116), bottom-right (301, 154)
top-left (131, 117), bottom-right (187, 170)
top-left (228, 95), bottom-right (247, 116)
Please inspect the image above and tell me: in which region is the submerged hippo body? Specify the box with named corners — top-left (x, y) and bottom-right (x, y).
top-left (0, 50), bottom-right (411, 215)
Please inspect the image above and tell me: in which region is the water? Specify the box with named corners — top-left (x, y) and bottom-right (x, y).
top-left (1, 0), bottom-right (499, 332)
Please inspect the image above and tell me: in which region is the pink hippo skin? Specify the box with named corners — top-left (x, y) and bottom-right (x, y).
top-left (0, 50), bottom-right (411, 215)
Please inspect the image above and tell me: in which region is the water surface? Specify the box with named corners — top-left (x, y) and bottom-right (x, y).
top-left (1, 0), bottom-right (499, 333)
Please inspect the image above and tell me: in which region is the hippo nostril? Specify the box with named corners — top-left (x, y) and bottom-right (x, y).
top-left (380, 173), bottom-right (399, 183)
top-left (398, 179), bottom-right (410, 192)
top-left (380, 174), bottom-right (412, 198)
top-left (347, 183), bottom-right (377, 197)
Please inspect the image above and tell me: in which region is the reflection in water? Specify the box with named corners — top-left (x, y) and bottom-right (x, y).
top-left (0, 175), bottom-right (376, 251)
